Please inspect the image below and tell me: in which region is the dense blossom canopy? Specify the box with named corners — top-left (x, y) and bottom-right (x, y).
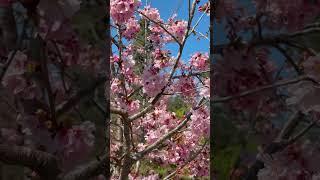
top-left (110, 0), bottom-right (210, 179)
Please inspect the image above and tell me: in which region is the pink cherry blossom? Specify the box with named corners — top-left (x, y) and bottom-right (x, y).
top-left (166, 20), bottom-right (188, 42)
top-left (213, 47), bottom-right (279, 114)
top-left (190, 52), bottom-right (209, 71)
top-left (199, 78), bottom-right (210, 98)
top-left (140, 5), bottom-right (161, 22)
top-left (123, 17), bottom-right (141, 40)
top-left (174, 77), bottom-right (196, 97)
top-left (142, 66), bottom-right (167, 97)
top-left (110, 0), bottom-right (141, 24)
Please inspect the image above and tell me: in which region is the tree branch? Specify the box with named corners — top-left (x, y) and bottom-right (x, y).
top-left (276, 111), bottom-right (302, 141)
top-left (56, 76), bottom-right (107, 117)
top-left (61, 155), bottom-right (108, 180)
top-left (213, 27), bottom-right (320, 54)
top-left (213, 76), bottom-right (318, 104)
top-left (0, 144), bottom-right (60, 180)
top-left (38, 35), bottom-right (58, 127)
top-left (110, 107), bottom-right (128, 117)
top-left (245, 112), bottom-right (314, 180)
top-left (274, 45), bottom-right (303, 75)
top-left (172, 70), bottom-right (210, 79)
top-left (287, 121), bottom-right (315, 144)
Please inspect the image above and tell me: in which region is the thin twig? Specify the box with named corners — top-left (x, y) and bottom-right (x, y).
top-left (213, 76), bottom-right (318, 104)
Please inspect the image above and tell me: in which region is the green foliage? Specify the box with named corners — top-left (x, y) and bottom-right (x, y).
top-left (167, 96), bottom-right (190, 118)
top-left (212, 106), bottom-right (242, 149)
top-left (138, 160), bottom-right (174, 177)
top-left (132, 19), bottom-right (151, 75)
top-left (213, 144), bottom-right (242, 180)
top-left (139, 160), bottom-right (210, 179)
top-left (211, 105), bottom-right (258, 179)
top-left (133, 19), bottom-right (149, 48)
top-left (0, 164), bottom-right (24, 180)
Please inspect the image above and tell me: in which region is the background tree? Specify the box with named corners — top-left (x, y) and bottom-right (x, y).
top-left (211, 0), bottom-right (320, 179)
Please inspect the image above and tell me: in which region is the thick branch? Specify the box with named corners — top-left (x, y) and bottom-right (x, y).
top-left (0, 144), bottom-right (60, 180)
top-left (110, 107), bottom-right (128, 117)
top-left (38, 36), bottom-right (57, 126)
top-left (62, 155), bottom-right (108, 180)
top-left (244, 112), bottom-right (314, 180)
top-left (119, 118), bottom-right (133, 180)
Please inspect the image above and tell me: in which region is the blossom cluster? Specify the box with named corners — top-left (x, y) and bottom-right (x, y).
top-left (110, 0), bottom-right (141, 24)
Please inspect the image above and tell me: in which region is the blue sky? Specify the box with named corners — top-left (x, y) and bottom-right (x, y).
top-left (147, 0), bottom-right (210, 60)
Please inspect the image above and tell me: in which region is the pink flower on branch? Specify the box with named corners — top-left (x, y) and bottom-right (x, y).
top-left (111, 0), bottom-right (141, 24)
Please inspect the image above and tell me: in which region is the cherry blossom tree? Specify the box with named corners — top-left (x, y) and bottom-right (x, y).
top-left (211, 0), bottom-right (320, 179)
top-left (109, 0), bottom-right (210, 179)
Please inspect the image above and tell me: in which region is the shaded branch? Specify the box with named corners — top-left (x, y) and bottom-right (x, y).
top-left (110, 107), bottom-right (128, 117)
top-left (56, 76), bottom-right (107, 117)
top-left (213, 76), bottom-right (319, 104)
top-left (287, 121), bottom-right (316, 144)
top-left (276, 111), bottom-right (302, 141)
top-left (61, 155), bottom-right (108, 180)
top-left (274, 45), bottom-right (303, 75)
top-left (38, 35), bottom-right (58, 126)
top-left (245, 112), bottom-right (314, 180)
top-left (0, 144), bottom-right (60, 180)
top-left (127, 86), bottom-right (143, 99)
top-left (213, 27), bottom-right (320, 54)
